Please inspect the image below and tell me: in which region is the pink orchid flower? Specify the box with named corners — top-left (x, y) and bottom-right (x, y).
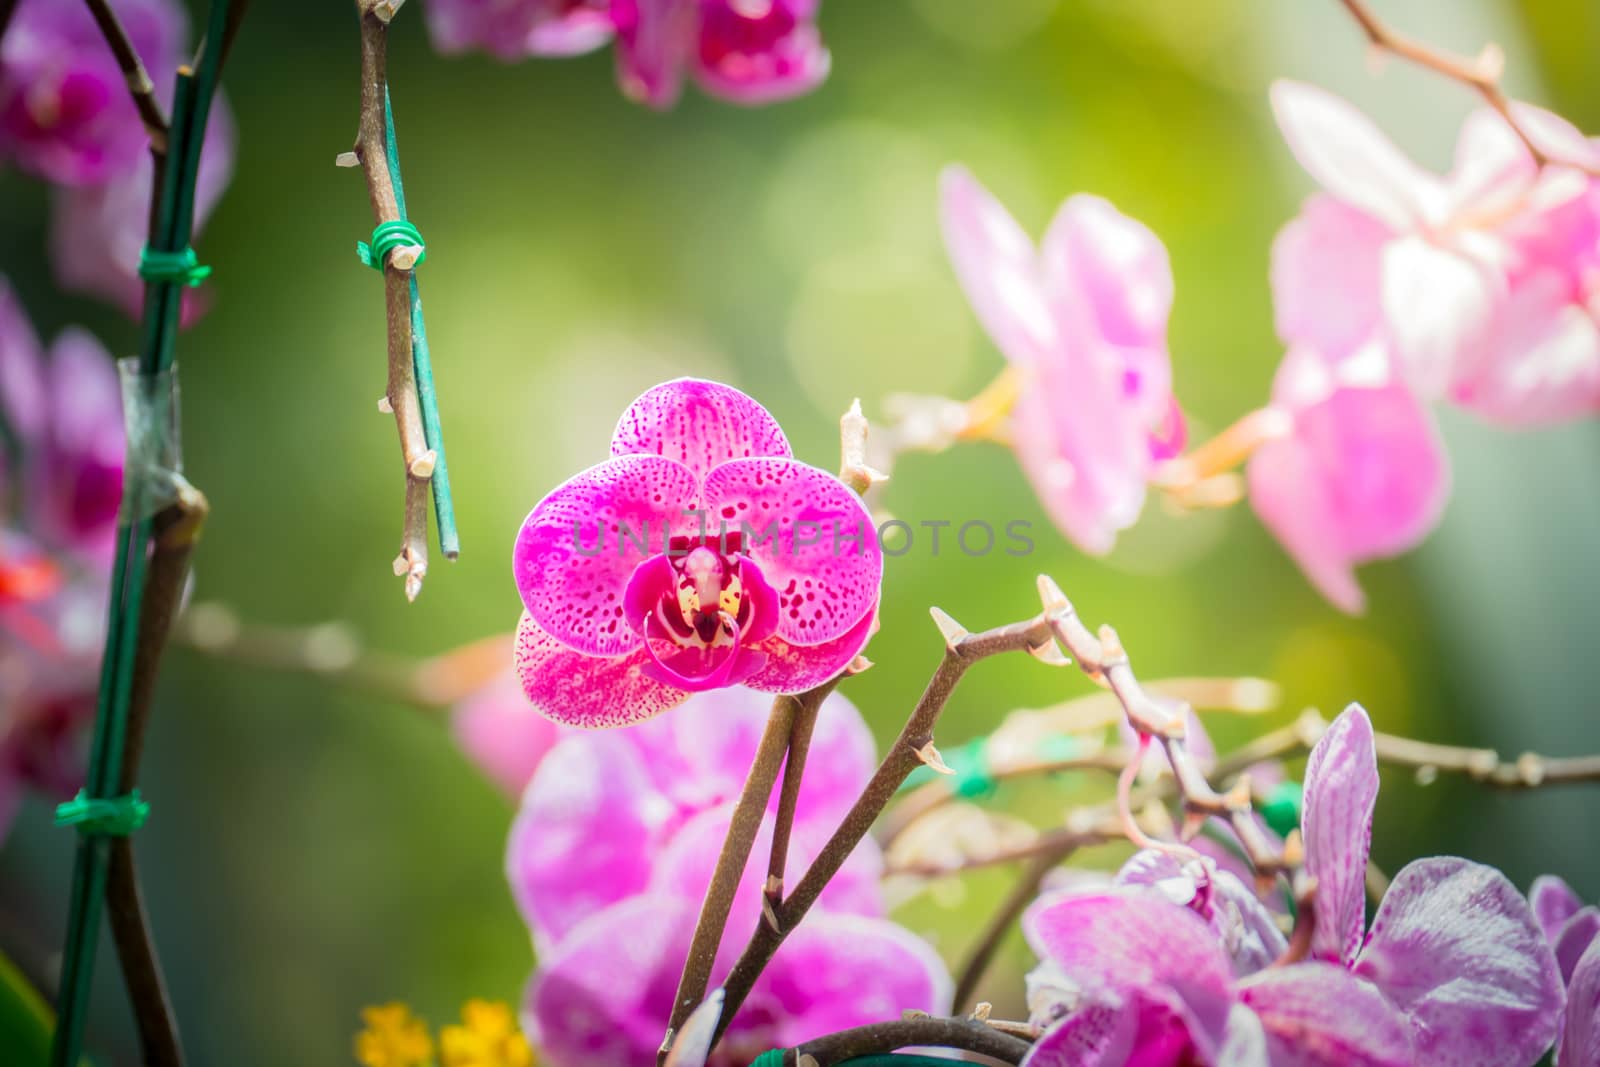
top-left (451, 669), bottom-right (568, 796)
top-left (0, 0), bottom-right (187, 185)
top-left (939, 165), bottom-right (1185, 555)
top-left (423, 0), bottom-right (615, 63)
top-left (1527, 875), bottom-right (1600, 1065)
top-left (1023, 704), bottom-right (1563, 1066)
top-left (1246, 342), bottom-right (1449, 613)
top-left (512, 378), bottom-right (881, 729)
top-left (512, 686), bottom-right (950, 1066)
top-left (49, 100), bottom-right (235, 325)
top-left (1270, 79), bottom-right (1600, 423)
top-left (506, 684), bottom-right (876, 950)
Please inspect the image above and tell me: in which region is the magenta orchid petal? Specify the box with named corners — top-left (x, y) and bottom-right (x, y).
top-left (507, 731), bottom-right (672, 949)
top-left (1269, 80), bottom-right (1442, 231)
top-left (1236, 962), bottom-right (1413, 1066)
top-left (612, 0), bottom-right (693, 109)
top-left (424, 0), bottom-right (613, 60)
top-left (451, 670), bottom-right (566, 795)
top-left (640, 614), bottom-right (753, 691)
top-left (1532, 875), bottom-right (1586, 945)
top-left (938, 164), bottom-right (1059, 366)
top-left (1555, 908), bottom-right (1600, 985)
top-left (742, 604), bottom-right (874, 694)
top-left (1301, 703), bottom-right (1379, 965)
top-left (761, 912), bottom-right (952, 1048)
top-left (1560, 938), bottom-right (1600, 1067)
top-left (610, 378), bottom-right (792, 484)
top-left (1022, 890), bottom-right (1236, 1060)
top-left (515, 611), bottom-right (688, 728)
top-left (527, 2), bottom-right (614, 55)
top-left (1354, 856), bottom-right (1564, 1066)
top-left (701, 457), bottom-right (880, 646)
top-left (1021, 1002), bottom-right (1137, 1067)
top-left (1270, 194), bottom-right (1388, 359)
top-left (1248, 343), bottom-right (1450, 613)
top-left (515, 453), bottom-right (700, 656)
top-left (691, 0), bottom-right (830, 106)
top-left (0, 278), bottom-right (45, 444)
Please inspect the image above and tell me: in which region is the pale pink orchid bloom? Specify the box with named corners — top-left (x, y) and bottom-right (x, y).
top-left (1247, 342), bottom-right (1449, 613)
top-left (511, 686), bottom-right (950, 1066)
top-left (423, 0), bottom-right (614, 62)
top-left (1270, 79), bottom-right (1600, 423)
top-left (939, 165), bottom-right (1185, 555)
top-left (512, 378), bottom-right (880, 729)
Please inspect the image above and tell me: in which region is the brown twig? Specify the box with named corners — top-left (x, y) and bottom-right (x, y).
top-left (764, 692), bottom-right (821, 916)
top-left (709, 606), bottom-right (1063, 1050)
top-left (353, 0), bottom-right (432, 600)
top-left (105, 481), bottom-right (208, 1067)
top-left (171, 602), bottom-right (510, 707)
top-left (788, 1015), bottom-right (1033, 1066)
top-left (1335, 0), bottom-right (1600, 176)
top-left (84, 0), bottom-right (171, 153)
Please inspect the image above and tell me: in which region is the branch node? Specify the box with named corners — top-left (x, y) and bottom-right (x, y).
top-left (914, 740), bottom-right (954, 775)
top-left (335, 151), bottom-right (360, 168)
top-left (377, 395), bottom-right (394, 413)
top-left (929, 607), bottom-right (969, 651)
top-left (408, 449), bottom-right (437, 479)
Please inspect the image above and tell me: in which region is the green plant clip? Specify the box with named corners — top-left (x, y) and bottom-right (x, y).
top-left (54, 789), bottom-right (150, 837)
top-left (357, 219), bottom-right (426, 271)
top-left (136, 246), bottom-right (212, 287)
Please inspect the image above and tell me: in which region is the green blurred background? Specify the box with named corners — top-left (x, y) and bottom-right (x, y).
top-left (3, 0), bottom-right (1599, 1062)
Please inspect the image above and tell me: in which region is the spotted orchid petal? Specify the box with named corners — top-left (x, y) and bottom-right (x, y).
top-left (507, 730), bottom-right (670, 950)
top-left (515, 454), bottom-right (700, 657)
top-left (1022, 890), bottom-right (1235, 1061)
top-left (744, 604), bottom-right (875, 695)
top-left (1560, 938), bottom-right (1600, 1067)
top-left (1236, 963), bottom-right (1413, 1066)
top-left (701, 458), bottom-right (881, 647)
top-left (514, 611), bottom-right (687, 728)
top-left (1354, 857), bottom-right (1564, 1067)
top-left (1302, 703), bottom-right (1379, 965)
top-left (938, 165), bottom-right (1058, 367)
top-left (610, 378), bottom-right (792, 485)
top-left (1269, 80), bottom-right (1444, 232)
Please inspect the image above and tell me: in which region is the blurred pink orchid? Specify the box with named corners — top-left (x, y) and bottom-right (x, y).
top-left (451, 669), bottom-right (567, 796)
top-left (50, 99), bottom-right (236, 324)
top-left (1270, 79), bottom-right (1600, 423)
top-left (1246, 342), bottom-right (1450, 613)
top-left (512, 378), bottom-right (880, 729)
top-left (1023, 704), bottom-right (1564, 1065)
top-left (512, 687), bottom-right (950, 1066)
top-left (939, 165), bottom-right (1184, 555)
top-left (424, 0), bottom-right (829, 110)
top-left (1528, 875), bottom-right (1600, 1065)
top-left (0, 0), bottom-right (186, 185)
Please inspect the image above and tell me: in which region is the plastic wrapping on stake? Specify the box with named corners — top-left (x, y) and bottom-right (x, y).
top-left (117, 357), bottom-right (184, 522)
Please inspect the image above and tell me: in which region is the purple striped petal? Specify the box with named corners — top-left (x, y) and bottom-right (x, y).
top-left (507, 730), bottom-right (671, 949)
top-left (1302, 703), bottom-right (1379, 964)
top-left (744, 605), bottom-right (875, 694)
top-left (1355, 857), bottom-right (1564, 1067)
top-left (1532, 874), bottom-right (1586, 945)
top-left (1555, 908), bottom-right (1600, 984)
top-left (515, 611), bottom-right (687, 728)
top-left (609, 378), bottom-right (791, 484)
top-left (1237, 962), bottom-right (1412, 1066)
top-left (702, 458), bottom-right (880, 646)
top-left (1021, 1003), bottom-right (1137, 1067)
top-left (1559, 937), bottom-right (1600, 1067)
top-left (515, 454), bottom-right (700, 657)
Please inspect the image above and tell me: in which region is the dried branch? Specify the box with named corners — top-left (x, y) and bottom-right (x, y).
top-left (105, 484), bottom-right (208, 1067)
top-left (83, 0), bottom-right (170, 152)
top-left (787, 1014), bottom-right (1033, 1066)
top-left (353, 1), bottom-right (432, 599)
top-left (708, 606), bottom-right (1062, 1050)
top-left (1335, 0), bottom-right (1600, 176)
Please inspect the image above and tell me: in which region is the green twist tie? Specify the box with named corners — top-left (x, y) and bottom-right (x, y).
top-left (55, 789), bottom-right (150, 837)
top-left (949, 740), bottom-right (995, 799)
top-left (358, 219), bottom-right (426, 270)
top-left (748, 1053), bottom-right (786, 1067)
top-left (1261, 779), bottom-right (1304, 839)
top-left (137, 246), bottom-right (211, 287)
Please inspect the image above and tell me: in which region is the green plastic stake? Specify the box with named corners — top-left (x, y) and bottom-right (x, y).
top-left (50, 3), bottom-right (234, 1064)
top-left (380, 86), bottom-right (458, 560)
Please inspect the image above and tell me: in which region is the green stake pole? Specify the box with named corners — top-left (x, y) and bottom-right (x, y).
top-left (50, 3), bottom-right (234, 1062)
top-left (380, 87), bottom-right (458, 559)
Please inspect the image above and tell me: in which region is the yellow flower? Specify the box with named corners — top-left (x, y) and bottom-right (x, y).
top-left (439, 999), bottom-right (534, 1067)
top-left (354, 1002), bottom-right (436, 1067)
